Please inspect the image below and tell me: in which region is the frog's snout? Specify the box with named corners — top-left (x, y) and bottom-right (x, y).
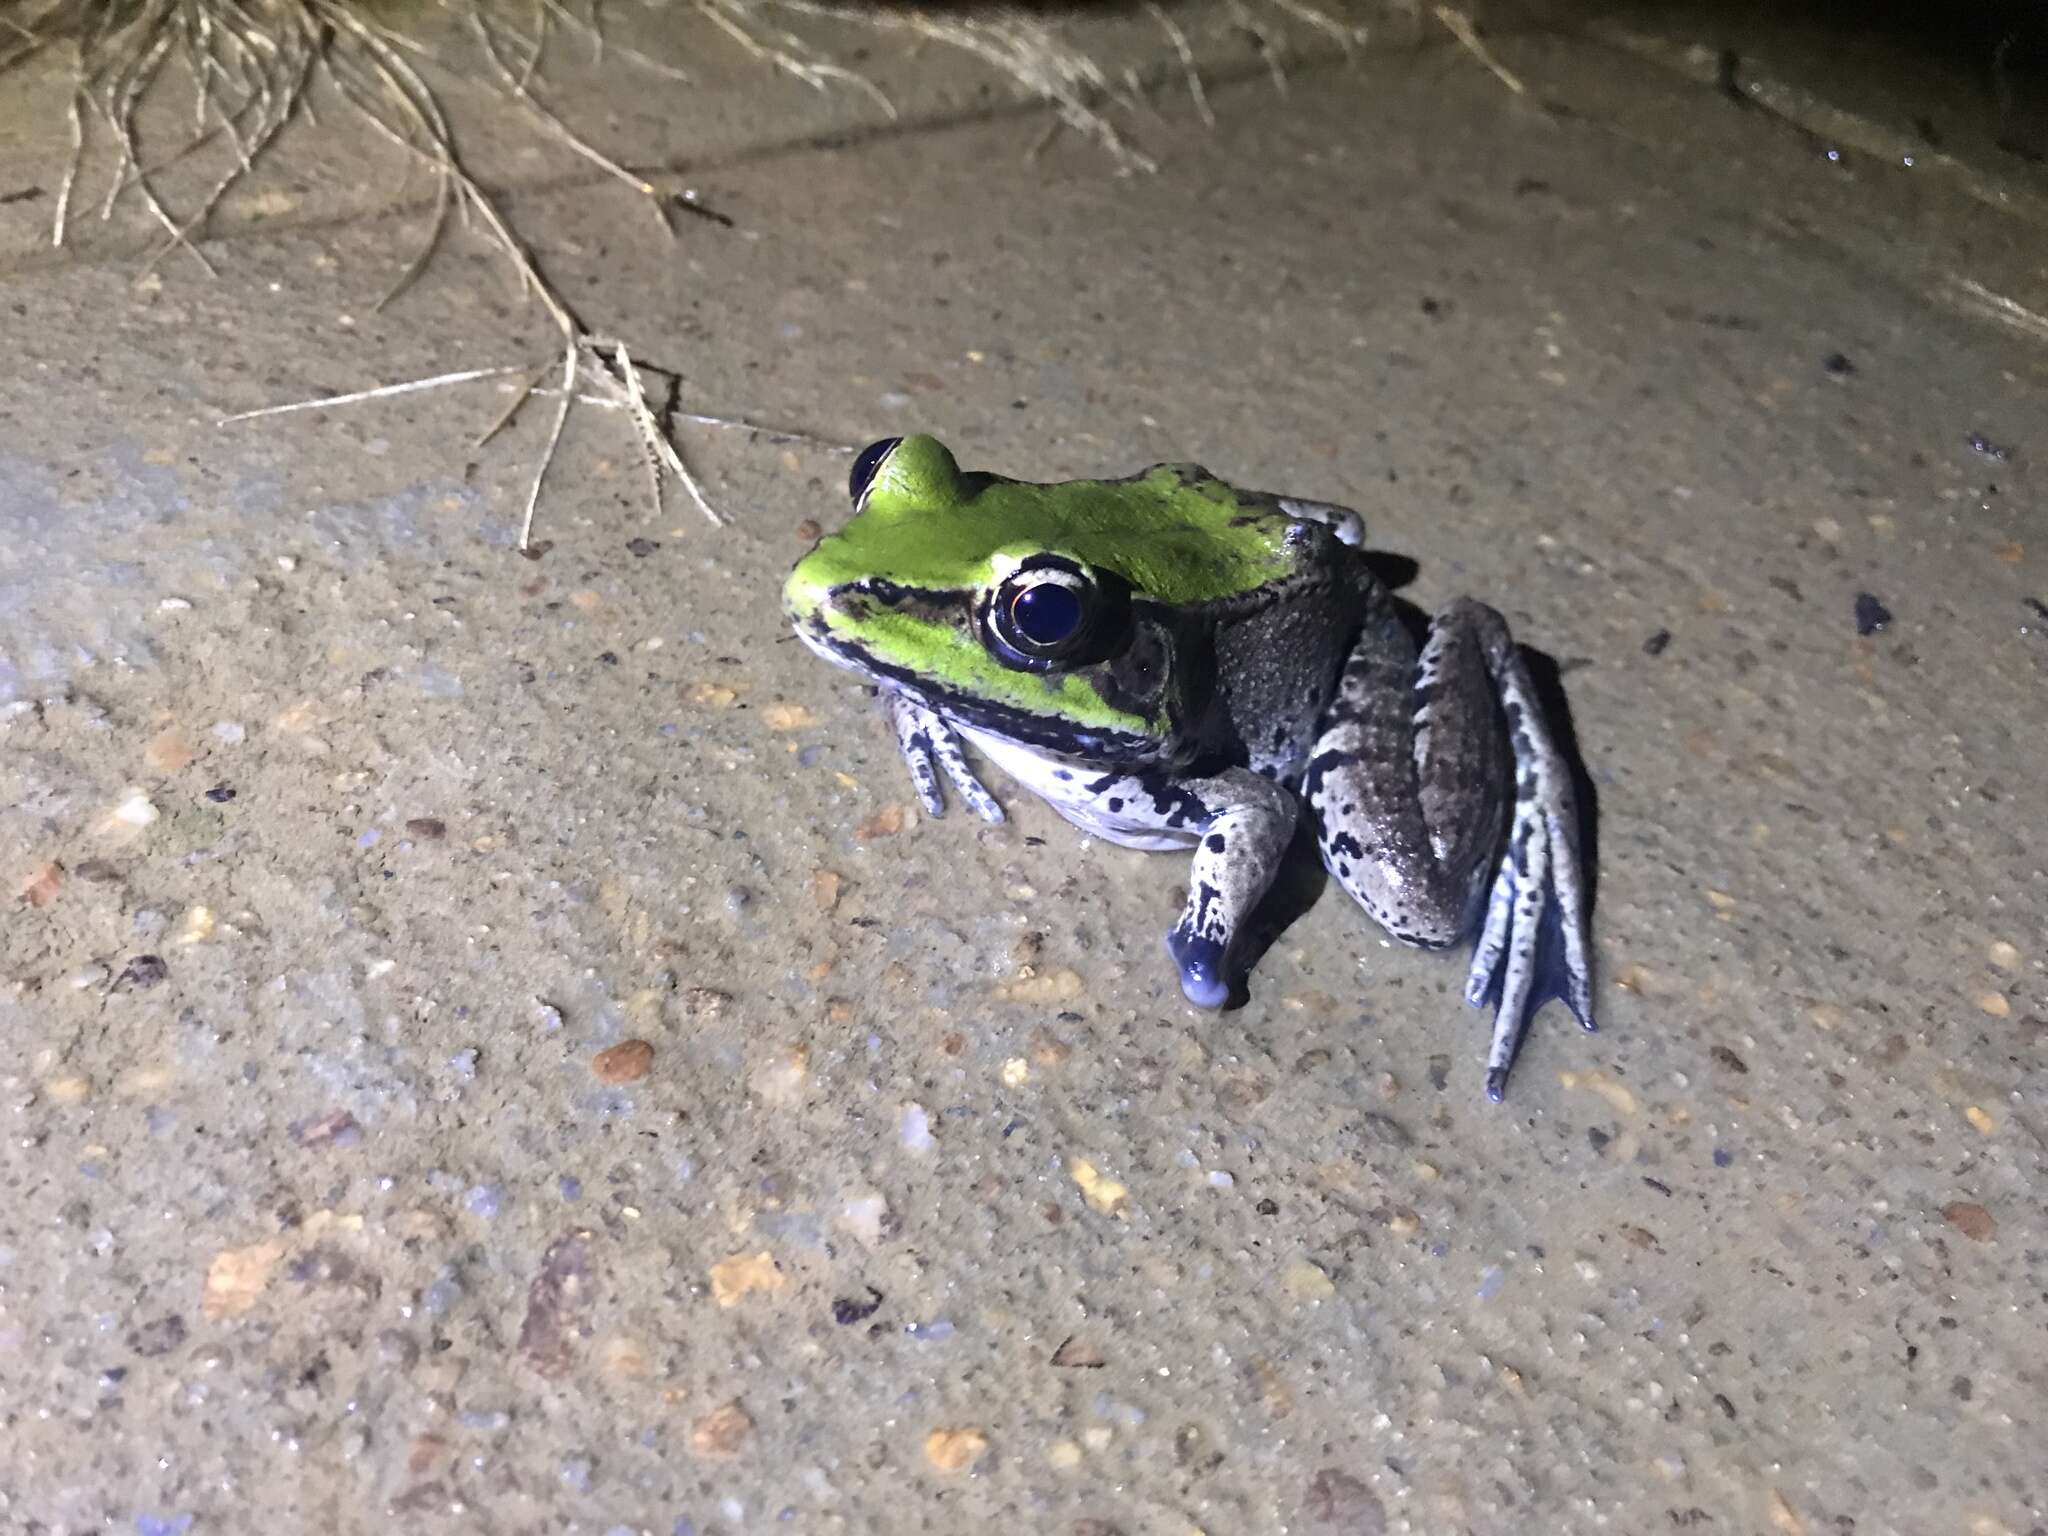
top-left (782, 553), bottom-right (834, 628)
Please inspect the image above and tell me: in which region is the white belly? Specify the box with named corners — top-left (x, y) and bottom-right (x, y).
top-left (955, 725), bottom-right (1200, 852)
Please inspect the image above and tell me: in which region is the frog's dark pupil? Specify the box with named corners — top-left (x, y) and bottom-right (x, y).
top-left (1011, 582), bottom-right (1084, 647)
top-left (849, 437), bottom-right (903, 505)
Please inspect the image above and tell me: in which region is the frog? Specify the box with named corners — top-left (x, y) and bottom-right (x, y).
top-left (783, 434), bottom-right (1594, 1099)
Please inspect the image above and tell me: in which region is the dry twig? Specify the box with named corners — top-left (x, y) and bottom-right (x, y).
top-left (6, 0), bottom-right (1380, 545)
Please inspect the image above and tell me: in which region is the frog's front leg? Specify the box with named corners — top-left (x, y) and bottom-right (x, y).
top-left (939, 738), bottom-right (1299, 1008)
top-left (1306, 591), bottom-right (1593, 1100)
top-left (880, 690), bottom-right (1004, 823)
top-left (1157, 768), bottom-right (1300, 1009)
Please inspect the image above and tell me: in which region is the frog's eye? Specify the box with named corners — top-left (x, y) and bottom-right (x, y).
top-left (1010, 582), bottom-right (1084, 647)
top-left (848, 437), bottom-right (903, 507)
top-left (986, 560), bottom-right (1097, 670)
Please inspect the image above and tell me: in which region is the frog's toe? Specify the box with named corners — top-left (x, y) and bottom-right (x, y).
top-left (1464, 807), bottom-right (1594, 1101)
top-left (902, 750), bottom-right (949, 818)
top-left (932, 736), bottom-right (1005, 824)
top-left (1165, 926), bottom-right (1231, 1010)
top-left (882, 691), bottom-right (1004, 822)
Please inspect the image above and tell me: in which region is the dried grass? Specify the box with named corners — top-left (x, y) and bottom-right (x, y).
top-left (0, 0), bottom-right (1373, 542)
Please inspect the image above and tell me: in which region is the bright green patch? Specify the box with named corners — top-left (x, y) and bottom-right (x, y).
top-left (815, 606), bottom-right (1153, 735)
top-left (791, 439), bottom-right (1296, 610)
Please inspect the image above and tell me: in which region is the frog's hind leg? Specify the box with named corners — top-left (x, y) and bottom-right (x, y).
top-left (1276, 497), bottom-right (1367, 548)
top-left (1305, 593), bottom-right (1593, 1100)
top-left (1456, 624), bottom-right (1595, 1083)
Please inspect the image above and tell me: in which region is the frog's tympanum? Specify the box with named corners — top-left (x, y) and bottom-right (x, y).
top-left (786, 436), bottom-right (1594, 1099)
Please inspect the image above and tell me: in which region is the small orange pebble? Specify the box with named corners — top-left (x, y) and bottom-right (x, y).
top-left (18, 861), bottom-right (63, 908)
top-left (143, 729), bottom-right (194, 773)
top-left (690, 1401), bottom-right (754, 1458)
top-left (1031, 1032), bottom-right (1073, 1068)
top-left (599, 1336), bottom-right (649, 1378)
top-left (203, 1240), bottom-right (286, 1319)
top-left (592, 1039), bottom-right (655, 1083)
top-left (408, 1433), bottom-right (451, 1477)
top-left (1769, 1489), bottom-right (1806, 1535)
top-left (708, 1251), bottom-right (786, 1307)
top-left (856, 805), bottom-right (907, 839)
top-left (923, 1427), bottom-right (988, 1472)
top-left (1941, 1201), bottom-right (1995, 1241)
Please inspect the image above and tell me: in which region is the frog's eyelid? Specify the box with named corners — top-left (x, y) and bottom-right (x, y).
top-left (1008, 567), bottom-right (1089, 593)
top-left (992, 551), bottom-right (1092, 585)
top-left (848, 436), bottom-right (904, 509)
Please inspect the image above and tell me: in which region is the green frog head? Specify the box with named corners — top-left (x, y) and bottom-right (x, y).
top-left (783, 435), bottom-right (1317, 761)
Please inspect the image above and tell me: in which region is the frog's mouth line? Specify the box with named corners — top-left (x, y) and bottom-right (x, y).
top-left (795, 618), bottom-right (1163, 764)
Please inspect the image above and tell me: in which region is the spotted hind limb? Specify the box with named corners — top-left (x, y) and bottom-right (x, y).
top-left (1457, 605), bottom-right (1594, 1093)
top-left (1161, 767), bottom-right (1300, 1009)
top-left (880, 690), bottom-right (1004, 823)
top-left (1304, 590), bottom-right (1593, 1099)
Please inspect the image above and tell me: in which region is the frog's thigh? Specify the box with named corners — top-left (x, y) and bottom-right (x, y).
top-left (1160, 767), bottom-right (1299, 1008)
top-left (1304, 597), bottom-right (1510, 945)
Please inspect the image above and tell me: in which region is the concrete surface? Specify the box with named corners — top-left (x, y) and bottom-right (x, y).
top-left (3, 10), bottom-right (2046, 1536)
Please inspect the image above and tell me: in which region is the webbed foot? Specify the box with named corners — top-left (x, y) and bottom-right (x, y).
top-left (1465, 789), bottom-right (1595, 1101)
